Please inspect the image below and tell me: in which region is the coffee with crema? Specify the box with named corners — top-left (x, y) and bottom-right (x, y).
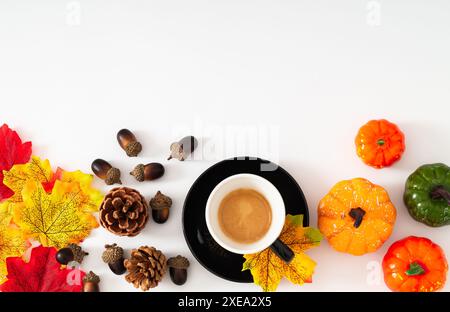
top-left (218, 188), bottom-right (272, 244)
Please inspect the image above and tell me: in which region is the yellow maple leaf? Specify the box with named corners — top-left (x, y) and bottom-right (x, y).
top-left (0, 205), bottom-right (27, 284)
top-left (2, 156), bottom-right (53, 211)
top-left (3, 157), bottom-right (102, 214)
top-left (243, 215), bottom-right (323, 292)
top-left (12, 180), bottom-right (98, 249)
top-left (57, 169), bottom-right (103, 213)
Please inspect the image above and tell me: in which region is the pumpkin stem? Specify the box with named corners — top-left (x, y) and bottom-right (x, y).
top-left (349, 208), bottom-right (366, 228)
top-left (430, 186), bottom-right (450, 205)
top-left (406, 262), bottom-right (426, 276)
top-left (377, 139), bottom-right (385, 146)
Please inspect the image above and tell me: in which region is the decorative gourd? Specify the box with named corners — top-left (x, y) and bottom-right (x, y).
top-left (318, 178), bottom-right (396, 256)
top-left (355, 119), bottom-right (405, 169)
top-left (383, 236), bottom-right (448, 292)
top-left (404, 163), bottom-right (450, 227)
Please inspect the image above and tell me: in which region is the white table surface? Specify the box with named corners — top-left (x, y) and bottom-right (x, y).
top-left (1, 0), bottom-right (449, 292)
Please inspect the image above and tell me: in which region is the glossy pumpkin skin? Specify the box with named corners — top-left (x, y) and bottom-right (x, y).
top-left (318, 178), bottom-right (396, 256)
top-left (404, 163), bottom-right (450, 227)
top-left (355, 119), bottom-right (405, 169)
top-left (383, 236), bottom-right (448, 292)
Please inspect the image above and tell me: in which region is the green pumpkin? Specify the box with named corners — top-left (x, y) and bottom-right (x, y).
top-left (404, 163), bottom-right (450, 227)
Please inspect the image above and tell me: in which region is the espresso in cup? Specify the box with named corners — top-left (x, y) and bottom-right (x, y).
top-left (206, 174), bottom-right (291, 260)
top-left (205, 173), bottom-right (286, 255)
top-left (218, 188), bottom-right (273, 244)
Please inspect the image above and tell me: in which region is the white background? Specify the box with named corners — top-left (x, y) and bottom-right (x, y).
top-left (1, 0), bottom-right (449, 292)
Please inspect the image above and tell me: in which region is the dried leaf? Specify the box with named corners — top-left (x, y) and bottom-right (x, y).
top-left (243, 215), bottom-right (323, 292)
top-left (0, 124), bottom-right (32, 201)
top-left (0, 245), bottom-right (85, 292)
top-left (0, 205), bottom-right (27, 284)
top-left (12, 180), bottom-right (99, 248)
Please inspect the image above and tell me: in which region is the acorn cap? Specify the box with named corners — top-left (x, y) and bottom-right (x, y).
top-left (168, 142), bottom-right (185, 161)
top-left (125, 141), bottom-right (142, 157)
top-left (150, 191), bottom-right (173, 211)
top-left (83, 271), bottom-right (100, 284)
top-left (130, 164), bottom-right (145, 182)
top-left (102, 244), bottom-right (124, 264)
top-left (167, 256), bottom-right (190, 269)
top-left (106, 167), bottom-right (122, 185)
top-left (68, 244), bottom-right (89, 264)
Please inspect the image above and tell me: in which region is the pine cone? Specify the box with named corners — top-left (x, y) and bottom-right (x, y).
top-left (124, 246), bottom-right (167, 291)
top-left (99, 187), bottom-right (149, 237)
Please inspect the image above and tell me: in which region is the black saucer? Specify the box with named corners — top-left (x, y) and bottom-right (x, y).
top-left (182, 157), bottom-right (309, 283)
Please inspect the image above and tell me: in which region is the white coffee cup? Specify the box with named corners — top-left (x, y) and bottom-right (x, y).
top-left (205, 174), bottom-right (291, 258)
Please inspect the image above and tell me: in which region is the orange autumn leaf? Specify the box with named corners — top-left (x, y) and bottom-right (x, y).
top-left (243, 215), bottom-right (323, 292)
top-left (12, 180), bottom-right (98, 249)
top-left (0, 205), bottom-right (27, 284)
top-left (54, 168), bottom-right (103, 213)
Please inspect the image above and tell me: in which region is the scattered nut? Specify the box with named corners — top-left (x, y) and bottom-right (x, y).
top-left (130, 163), bottom-right (165, 182)
top-left (117, 129), bottom-right (142, 157)
top-left (91, 159), bottom-right (121, 185)
top-left (150, 191), bottom-right (172, 224)
top-left (167, 256), bottom-right (190, 286)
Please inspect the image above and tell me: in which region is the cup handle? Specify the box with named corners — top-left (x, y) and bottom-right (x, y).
top-left (270, 239), bottom-right (295, 264)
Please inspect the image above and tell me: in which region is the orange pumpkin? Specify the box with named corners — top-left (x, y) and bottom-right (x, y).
top-left (355, 119), bottom-right (405, 169)
top-left (383, 236), bottom-right (448, 292)
top-left (318, 178), bottom-right (397, 256)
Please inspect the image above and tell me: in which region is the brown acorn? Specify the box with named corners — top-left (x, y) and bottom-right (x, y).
top-left (55, 248), bottom-right (74, 266)
top-left (130, 163), bottom-right (165, 182)
top-left (68, 244), bottom-right (89, 264)
top-left (56, 244), bottom-right (89, 266)
top-left (91, 159), bottom-right (121, 185)
top-left (168, 136), bottom-right (198, 161)
top-left (167, 256), bottom-right (190, 286)
top-left (117, 129), bottom-right (142, 157)
top-left (150, 191), bottom-right (172, 224)
top-left (102, 244), bottom-right (127, 275)
top-left (83, 271), bottom-right (100, 292)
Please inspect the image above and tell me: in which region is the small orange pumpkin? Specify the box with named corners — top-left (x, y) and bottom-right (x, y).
top-left (318, 178), bottom-right (397, 256)
top-left (383, 236), bottom-right (448, 292)
top-left (355, 119), bottom-right (405, 169)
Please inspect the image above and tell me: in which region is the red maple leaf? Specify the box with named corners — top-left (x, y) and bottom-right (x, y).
top-left (0, 246), bottom-right (85, 292)
top-left (0, 124), bottom-right (32, 200)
